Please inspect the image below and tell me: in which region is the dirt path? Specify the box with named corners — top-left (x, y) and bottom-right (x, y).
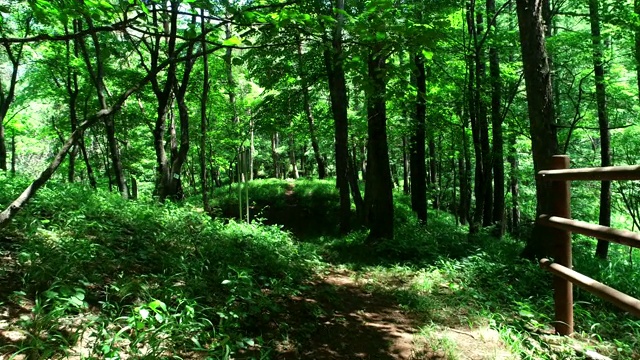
top-left (272, 268), bottom-right (418, 360)
top-left (259, 183), bottom-right (513, 360)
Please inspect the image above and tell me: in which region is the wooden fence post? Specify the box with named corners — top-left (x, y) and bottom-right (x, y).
top-left (551, 155), bottom-right (573, 335)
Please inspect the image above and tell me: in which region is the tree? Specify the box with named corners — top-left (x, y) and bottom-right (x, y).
top-left (364, 40), bottom-right (394, 241)
top-left (515, 0), bottom-right (559, 259)
top-left (323, 0), bottom-right (352, 233)
top-left (589, 0), bottom-right (611, 259)
top-left (0, 11), bottom-right (30, 171)
top-left (410, 53), bottom-right (427, 223)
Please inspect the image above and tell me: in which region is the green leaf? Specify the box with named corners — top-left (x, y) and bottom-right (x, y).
top-left (148, 299), bottom-right (167, 312)
top-left (223, 36), bottom-right (243, 47)
top-left (422, 50), bottom-right (434, 60)
top-left (221, 279), bottom-right (232, 285)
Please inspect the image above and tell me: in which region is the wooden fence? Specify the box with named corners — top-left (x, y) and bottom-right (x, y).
top-left (537, 155), bottom-right (640, 335)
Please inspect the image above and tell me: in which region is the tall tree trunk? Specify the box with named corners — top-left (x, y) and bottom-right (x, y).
top-left (364, 44), bottom-right (394, 241)
top-left (0, 124), bottom-right (6, 171)
top-left (467, 3), bottom-right (483, 232)
top-left (428, 138), bottom-right (438, 209)
top-left (250, 116), bottom-right (255, 180)
top-left (402, 136), bottom-right (410, 194)
top-left (200, 7), bottom-right (210, 211)
top-left (289, 120), bottom-right (299, 179)
top-left (507, 131), bottom-right (520, 232)
top-left (298, 37), bottom-right (327, 179)
top-left (104, 118), bottom-right (128, 198)
top-left (80, 137), bottom-right (96, 189)
top-left (10, 133), bottom-right (15, 175)
top-left (589, 0), bottom-right (612, 259)
top-left (323, 0), bottom-right (351, 233)
top-left (349, 145), bottom-right (365, 222)
top-left (475, 9), bottom-right (493, 228)
top-left (77, 17), bottom-right (128, 198)
top-left (516, 0), bottom-right (560, 259)
top-left (0, 20), bottom-right (28, 171)
top-left (271, 132), bottom-right (280, 178)
top-left (225, 23), bottom-right (239, 125)
top-left (410, 53), bottom-right (427, 223)
top-left (488, 0), bottom-right (504, 234)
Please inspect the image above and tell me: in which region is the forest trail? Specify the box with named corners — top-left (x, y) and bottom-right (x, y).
top-left (266, 267), bottom-right (514, 360)
top-left (260, 183), bottom-right (514, 360)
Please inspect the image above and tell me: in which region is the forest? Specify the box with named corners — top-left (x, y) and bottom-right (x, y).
top-left (0, 0), bottom-right (640, 358)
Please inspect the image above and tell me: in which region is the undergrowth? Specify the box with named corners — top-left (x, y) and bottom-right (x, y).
top-left (0, 176), bottom-right (639, 359)
top-left (0, 176), bottom-right (321, 359)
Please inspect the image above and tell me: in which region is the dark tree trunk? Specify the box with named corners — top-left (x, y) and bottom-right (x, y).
top-left (0, 124), bottom-right (6, 171)
top-left (200, 7), bottom-right (210, 211)
top-left (589, 0), bottom-right (611, 259)
top-left (516, 0), bottom-right (559, 259)
top-left (364, 44), bottom-right (394, 241)
top-left (271, 132), bottom-right (280, 178)
top-left (10, 133), bottom-right (15, 175)
top-left (487, 0), bottom-right (504, 234)
top-left (0, 23), bottom-right (27, 172)
top-left (507, 131), bottom-right (520, 232)
top-left (151, 8), bottom-right (196, 201)
top-left (77, 17), bottom-right (128, 198)
top-left (410, 53), bottom-right (427, 223)
top-left (298, 37), bottom-right (327, 179)
top-left (348, 145), bottom-right (365, 222)
top-left (80, 137), bottom-right (96, 189)
top-left (289, 120), bottom-right (300, 179)
top-left (476, 10), bottom-right (493, 228)
top-left (225, 23), bottom-right (239, 125)
top-left (131, 176), bottom-right (138, 200)
top-left (323, 0), bottom-right (351, 233)
top-left (428, 138), bottom-right (438, 209)
top-left (402, 136), bottom-right (410, 194)
top-left (104, 118), bottom-right (128, 198)
top-left (467, 3), bottom-right (482, 232)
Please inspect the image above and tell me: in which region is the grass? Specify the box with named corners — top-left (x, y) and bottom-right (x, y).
top-left (0, 176), bottom-right (639, 359)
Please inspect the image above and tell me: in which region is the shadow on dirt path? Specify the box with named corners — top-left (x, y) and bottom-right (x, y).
top-left (268, 269), bottom-right (419, 360)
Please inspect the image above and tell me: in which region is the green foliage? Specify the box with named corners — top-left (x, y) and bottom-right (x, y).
top-left (0, 177), bottom-right (321, 359)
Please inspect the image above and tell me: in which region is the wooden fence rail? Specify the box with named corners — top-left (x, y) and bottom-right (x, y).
top-left (537, 155), bottom-right (640, 335)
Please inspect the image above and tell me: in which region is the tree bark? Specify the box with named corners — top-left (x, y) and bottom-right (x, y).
top-left (289, 119), bottom-right (299, 179)
top-left (323, 0), bottom-right (351, 233)
top-left (487, 0), bottom-right (504, 234)
top-left (516, 0), bottom-right (559, 259)
top-left (77, 17), bottom-right (128, 198)
top-left (10, 134), bottom-right (15, 175)
top-left (475, 8), bottom-right (493, 228)
top-left (507, 131), bottom-right (520, 232)
top-left (271, 132), bottom-right (280, 178)
top-left (298, 37), bottom-right (327, 179)
top-left (589, 0), bottom-right (611, 259)
top-left (410, 53), bottom-right (428, 223)
top-left (0, 20), bottom-right (28, 171)
top-left (0, 124), bottom-right (6, 171)
top-left (364, 43), bottom-right (394, 241)
top-left (402, 136), bottom-right (410, 195)
top-left (428, 138), bottom-right (438, 209)
top-left (467, 3), bottom-right (483, 232)
top-left (200, 7), bottom-right (210, 211)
